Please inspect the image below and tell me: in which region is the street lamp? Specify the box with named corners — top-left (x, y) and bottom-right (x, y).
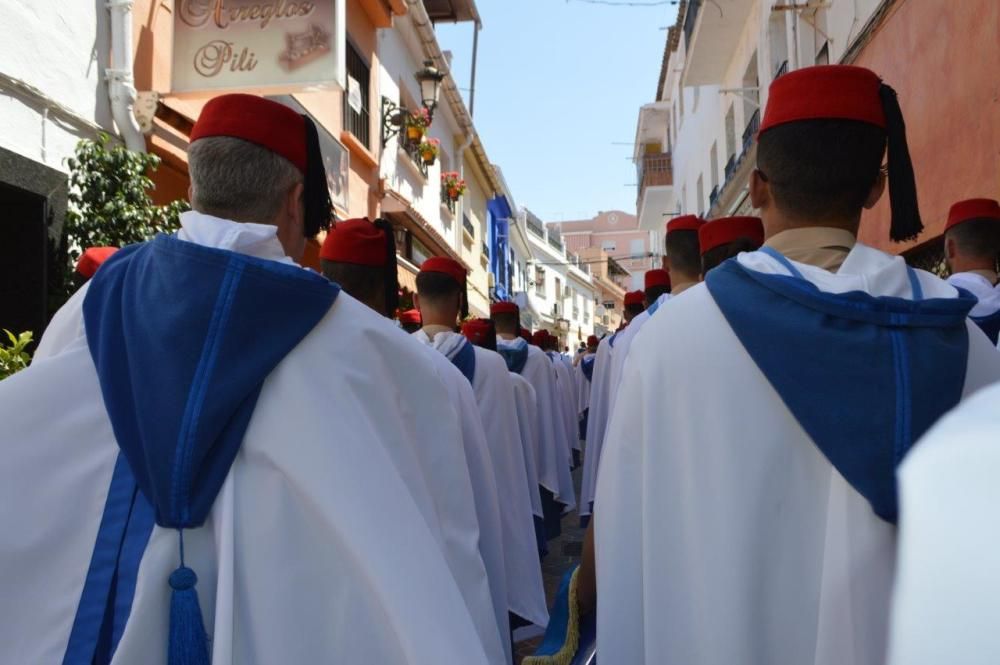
top-left (415, 60), bottom-right (445, 117)
top-left (380, 60), bottom-right (447, 148)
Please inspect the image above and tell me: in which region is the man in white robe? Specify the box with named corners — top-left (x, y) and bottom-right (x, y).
top-left (414, 263), bottom-right (548, 638)
top-left (536, 330), bottom-right (581, 469)
top-left (595, 66), bottom-right (1000, 664)
top-left (462, 319), bottom-right (547, 559)
top-left (887, 382), bottom-right (1000, 664)
top-left (604, 268), bottom-right (675, 415)
top-left (578, 292), bottom-right (644, 528)
top-left (318, 219), bottom-right (511, 661)
top-left (1, 95), bottom-right (495, 664)
top-left (492, 304), bottom-right (576, 541)
top-left (942, 198), bottom-right (1000, 345)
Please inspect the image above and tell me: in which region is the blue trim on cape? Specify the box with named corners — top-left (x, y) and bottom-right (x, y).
top-left (448, 338), bottom-right (477, 385)
top-left (498, 341), bottom-right (529, 374)
top-left (83, 234), bottom-right (339, 530)
top-left (971, 308), bottom-right (1000, 345)
top-left (706, 257), bottom-right (973, 523)
top-left (63, 455), bottom-right (156, 665)
top-left (580, 356), bottom-right (595, 382)
top-left (72, 235), bottom-right (339, 661)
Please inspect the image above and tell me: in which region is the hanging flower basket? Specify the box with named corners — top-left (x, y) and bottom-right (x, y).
top-left (441, 171), bottom-right (467, 201)
top-left (419, 138), bottom-right (440, 165)
top-left (404, 107), bottom-right (431, 144)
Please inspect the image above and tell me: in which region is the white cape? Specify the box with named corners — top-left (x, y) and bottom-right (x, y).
top-left (415, 330), bottom-right (548, 629)
top-left (889, 382), bottom-right (1000, 665)
top-left (498, 338), bottom-right (576, 509)
top-left (947, 271), bottom-right (1000, 318)
top-left (606, 293), bottom-right (671, 410)
top-left (596, 243), bottom-right (1000, 665)
top-left (550, 353), bottom-right (582, 454)
top-left (579, 340), bottom-right (611, 517)
top-left (510, 373), bottom-right (544, 518)
top-left (13, 212), bottom-right (504, 664)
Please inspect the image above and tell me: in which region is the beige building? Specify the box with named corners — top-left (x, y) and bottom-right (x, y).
top-left (554, 210), bottom-right (657, 292)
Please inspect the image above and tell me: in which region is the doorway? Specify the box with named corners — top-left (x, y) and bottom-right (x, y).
top-left (0, 182), bottom-right (48, 338)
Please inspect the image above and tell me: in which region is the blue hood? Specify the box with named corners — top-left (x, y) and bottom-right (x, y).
top-left (497, 337), bottom-right (529, 375)
top-left (84, 234), bottom-right (339, 530)
top-left (707, 258), bottom-right (974, 523)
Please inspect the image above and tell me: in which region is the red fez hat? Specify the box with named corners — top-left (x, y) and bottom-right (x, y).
top-left (190, 94), bottom-right (307, 173)
top-left (945, 198), bottom-right (1000, 232)
top-left (491, 301), bottom-right (519, 316)
top-left (624, 290), bottom-right (645, 306)
top-left (191, 93), bottom-right (331, 238)
top-left (531, 330), bottom-right (549, 347)
top-left (462, 318), bottom-right (494, 346)
top-left (320, 218), bottom-right (386, 266)
top-left (587, 335), bottom-right (599, 347)
top-left (420, 257), bottom-right (467, 286)
top-left (699, 216), bottom-right (765, 255)
top-left (76, 246), bottom-right (118, 279)
top-left (667, 215), bottom-right (704, 234)
top-left (399, 309), bottom-right (422, 325)
top-left (520, 327), bottom-right (532, 343)
top-left (760, 65), bottom-right (922, 243)
top-left (760, 65), bottom-right (885, 134)
top-left (644, 268), bottom-right (671, 290)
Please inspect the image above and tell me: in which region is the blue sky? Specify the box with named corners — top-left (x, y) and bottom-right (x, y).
top-left (436, 0), bottom-right (678, 223)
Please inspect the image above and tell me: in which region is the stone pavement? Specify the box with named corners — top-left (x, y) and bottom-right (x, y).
top-left (513, 466), bottom-right (586, 663)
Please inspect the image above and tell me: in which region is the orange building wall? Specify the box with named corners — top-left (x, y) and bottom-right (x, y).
top-left (855, 0), bottom-right (1000, 253)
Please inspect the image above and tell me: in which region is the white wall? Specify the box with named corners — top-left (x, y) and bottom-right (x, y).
top-left (1, 1), bottom-right (114, 171)
top-left (666, 0), bottom-right (888, 219)
top-left (377, 18), bottom-right (460, 246)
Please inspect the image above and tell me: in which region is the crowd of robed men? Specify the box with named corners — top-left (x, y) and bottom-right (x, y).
top-left (2, 63), bottom-right (1000, 665)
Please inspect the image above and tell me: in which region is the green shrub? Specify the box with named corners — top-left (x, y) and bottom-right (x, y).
top-left (0, 330), bottom-right (33, 380)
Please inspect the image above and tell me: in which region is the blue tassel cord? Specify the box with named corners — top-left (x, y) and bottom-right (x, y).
top-left (168, 531), bottom-right (210, 665)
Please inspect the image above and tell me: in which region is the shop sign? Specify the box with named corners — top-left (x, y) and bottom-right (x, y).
top-left (172, 0), bottom-right (345, 95)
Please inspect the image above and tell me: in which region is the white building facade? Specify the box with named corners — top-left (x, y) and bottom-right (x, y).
top-left (520, 208), bottom-right (596, 348)
top-left (635, 0), bottom-right (888, 246)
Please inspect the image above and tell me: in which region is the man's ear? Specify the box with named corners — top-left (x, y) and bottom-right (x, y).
top-left (863, 172), bottom-right (887, 210)
top-left (749, 169), bottom-right (770, 211)
top-left (944, 235), bottom-right (957, 262)
top-left (286, 182), bottom-right (305, 231)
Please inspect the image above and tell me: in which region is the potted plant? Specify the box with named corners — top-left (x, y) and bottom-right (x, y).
top-left (419, 138), bottom-right (440, 165)
top-left (441, 171), bottom-right (467, 201)
top-left (405, 107), bottom-right (431, 143)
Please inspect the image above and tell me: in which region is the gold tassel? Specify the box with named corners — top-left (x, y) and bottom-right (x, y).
top-left (522, 567), bottom-right (582, 665)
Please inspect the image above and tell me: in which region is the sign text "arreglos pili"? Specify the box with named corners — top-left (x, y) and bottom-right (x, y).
top-left (178, 0), bottom-right (318, 78)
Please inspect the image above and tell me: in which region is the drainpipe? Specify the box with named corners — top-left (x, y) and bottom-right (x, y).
top-left (107, 0), bottom-right (145, 153)
top-left (457, 129), bottom-right (475, 249)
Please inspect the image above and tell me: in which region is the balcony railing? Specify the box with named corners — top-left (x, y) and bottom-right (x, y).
top-left (724, 154), bottom-right (736, 182)
top-left (741, 108), bottom-right (760, 157)
top-left (548, 235), bottom-right (564, 251)
top-left (708, 185), bottom-right (720, 209)
top-left (774, 59), bottom-right (789, 80)
top-left (462, 214), bottom-right (475, 238)
top-left (638, 152), bottom-right (673, 201)
top-left (572, 306), bottom-right (580, 320)
top-left (526, 215), bottom-right (545, 238)
top-left (482, 242), bottom-right (489, 259)
top-left (441, 188), bottom-right (456, 215)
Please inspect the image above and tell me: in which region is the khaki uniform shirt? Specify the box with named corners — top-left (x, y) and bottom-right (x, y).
top-left (765, 227), bottom-right (857, 272)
